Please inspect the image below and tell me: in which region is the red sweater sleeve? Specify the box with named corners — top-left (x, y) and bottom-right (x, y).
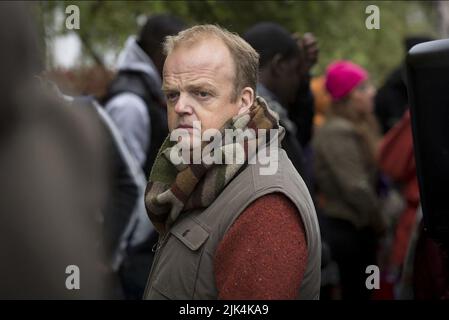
top-left (214, 193), bottom-right (308, 300)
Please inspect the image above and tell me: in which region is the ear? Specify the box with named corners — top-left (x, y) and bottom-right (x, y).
top-left (237, 87), bottom-right (255, 115)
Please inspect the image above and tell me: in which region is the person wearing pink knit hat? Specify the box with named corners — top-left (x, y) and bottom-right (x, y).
top-left (325, 60), bottom-right (376, 114)
top-left (312, 60), bottom-right (384, 300)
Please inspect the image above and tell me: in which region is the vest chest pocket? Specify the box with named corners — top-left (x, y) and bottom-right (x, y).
top-left (149, 217), bottom-right (210, 299)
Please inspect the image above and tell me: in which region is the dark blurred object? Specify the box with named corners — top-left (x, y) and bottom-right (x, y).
top-left (374, 67), bottom-right (408, 134)
top-left (0, 2), bottom-right (112, 299)
top-left (319, 241), bottom-right (341, 300)
top-left (406, 38), bottom-right (449, 245)
top-left (102, 14), bottom-right (186, 300)
top-left (405, 36), bottom-right (434, 52)
top-left (413, 221), bottom-right (449, 299)
top-left (137, 14), bottom-right (186, 78)
top-left (71, 96), bottom-right (141, 273)
top-left (375, 36), bottom-right (433, 134)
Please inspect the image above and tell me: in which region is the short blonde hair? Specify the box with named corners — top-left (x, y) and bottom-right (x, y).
top-left (163, 24), bottom-right (259, 102)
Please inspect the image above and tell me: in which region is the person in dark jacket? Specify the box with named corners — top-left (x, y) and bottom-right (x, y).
top-left (243, 22), bottom-right (318, 186)
top-left (375, 36), bottom-right (432, 134)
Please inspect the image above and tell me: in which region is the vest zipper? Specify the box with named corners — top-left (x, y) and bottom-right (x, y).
top-left (145, 231), bottom-right (170, 296)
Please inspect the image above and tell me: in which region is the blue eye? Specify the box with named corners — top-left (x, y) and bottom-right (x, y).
top-left (196, 90), bottom-right (210, 98)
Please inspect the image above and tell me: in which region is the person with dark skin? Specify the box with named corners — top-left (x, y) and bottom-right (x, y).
top-left (374, 36), bottom-right (432, 134)
top-left (243, 23), bottom-right (319, 186)
top-left (291, 32), bottom-right (319, 148)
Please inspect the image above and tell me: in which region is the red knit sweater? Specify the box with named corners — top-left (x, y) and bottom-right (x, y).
top-left (214, 193), bottom-right (308, 300)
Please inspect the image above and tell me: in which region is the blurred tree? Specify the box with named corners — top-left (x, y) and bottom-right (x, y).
top-left (38, 0), bottom-right (438, 85)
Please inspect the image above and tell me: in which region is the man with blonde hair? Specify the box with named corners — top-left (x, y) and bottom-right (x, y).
top-left (143, 24), bottom-right (321, 300)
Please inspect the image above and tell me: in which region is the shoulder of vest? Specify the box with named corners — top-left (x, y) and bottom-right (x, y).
top-left (198, 149), bottom-right (307, 231)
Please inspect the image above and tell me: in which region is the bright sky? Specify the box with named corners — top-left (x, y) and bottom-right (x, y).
top-left (52, 32), bottom-right (81, 68)
top-left (51, 32), bottom-right (117, 69)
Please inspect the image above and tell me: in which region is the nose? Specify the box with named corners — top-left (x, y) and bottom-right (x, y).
top-left (174, 92), bottom-right (194, 115)
top-left (367, 85), bottom-right (376, 99)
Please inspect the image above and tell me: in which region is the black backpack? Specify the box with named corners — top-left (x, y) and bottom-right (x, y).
top-left (102, 70), bottom-right (168, 177)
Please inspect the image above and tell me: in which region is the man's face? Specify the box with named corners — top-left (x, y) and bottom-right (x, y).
top-left (276, 55), bottom-right (301, 106)
top-left (163, 37), bottom-right (242, 139)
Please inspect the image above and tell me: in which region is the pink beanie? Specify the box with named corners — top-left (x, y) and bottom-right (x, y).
top-left (325, 60), bottom-right (368, 101)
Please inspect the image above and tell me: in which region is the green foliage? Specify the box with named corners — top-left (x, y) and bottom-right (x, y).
top-left (38, 0), bottom-right (438, 85)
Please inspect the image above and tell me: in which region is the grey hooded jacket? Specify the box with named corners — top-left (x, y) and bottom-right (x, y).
top-left (105, 36), bottom-right (162, 168)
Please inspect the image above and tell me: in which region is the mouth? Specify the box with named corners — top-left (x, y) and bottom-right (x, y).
top-left (176, 124), bottom-right (193, 129)
top-left (176, 125), bottom-right (194, 134)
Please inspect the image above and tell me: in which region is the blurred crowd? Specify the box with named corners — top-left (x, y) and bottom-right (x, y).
top-left (0, 2), bottom-right (444, 299)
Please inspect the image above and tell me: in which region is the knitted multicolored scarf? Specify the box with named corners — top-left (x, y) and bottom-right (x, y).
top-left (145, 96), bottom-right (284, 235)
